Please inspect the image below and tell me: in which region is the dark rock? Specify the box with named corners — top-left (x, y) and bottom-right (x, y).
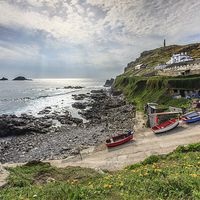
top-left (13, 76), bottom-right (32, 81)
top-left (0, 77), bottom-right (8, 81)
top-left (104, 78), bottom-right (114, 87)
top-left (72, 94), bottom-right (89, 100)
top-left (64, 86), bottom-right (83, 89)
top-left (91, 89), bottom-right (104, 93)
top-left (72, 102), bottom-right (87, 109)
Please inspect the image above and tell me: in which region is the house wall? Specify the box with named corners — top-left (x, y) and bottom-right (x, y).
top-left (169, 106), bottom-right (183, 113)
top-left (171, 89), bottom-right (200, 97)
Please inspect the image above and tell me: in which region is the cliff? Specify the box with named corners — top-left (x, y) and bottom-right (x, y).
top-left (112, 43), bottom-right (200, 110)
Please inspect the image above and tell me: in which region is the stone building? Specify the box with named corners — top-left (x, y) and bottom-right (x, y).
top-left (158, 60), bottom-right (200, 76)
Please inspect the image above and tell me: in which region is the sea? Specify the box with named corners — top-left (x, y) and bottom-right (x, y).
top-left (0, 78), bottom-right (109, 121)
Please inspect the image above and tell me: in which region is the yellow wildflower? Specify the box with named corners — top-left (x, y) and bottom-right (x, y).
top-left (71, 182), bottom-right (74, 184)
top-left (39, 187), bottom-right (42, 189)
top-left (53, 181), bottom-right (55, 183)
top-left (144, 173), bottom-right (148, 176)
top-left (120, 181), bottom-right (124, 186)
top-left (98, 191), bottom-right (101, 194)
top-left (184, 157), bottom-right (186, 159)
top-left (139, 174), bottom-right (143, 177)
top-left (120, 193), bottom-right (123, 195)
top-left (89, 185), bottom-right (93, 188)
top-left (190, 174), bottom-right (197, 177)
top-left (109, 185), bottom-right (112, 188)
top-left (104, 184), bottom-right (109, 188)
top-left (67, 180), bottom-right (69, 183)
top-left (131, 170), bottom-right (136, 172)
top-left (104, 177), bottom-right (108, 179)
top-left (88, 182), bottom-right (91, 185)
top-left (198, 157), bottom-right (200, 159)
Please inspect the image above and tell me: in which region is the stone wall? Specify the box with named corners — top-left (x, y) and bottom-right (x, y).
top-left (169, 106), bottom-right (183, 113)
top-left (158, 61), bottom-right (200, 76)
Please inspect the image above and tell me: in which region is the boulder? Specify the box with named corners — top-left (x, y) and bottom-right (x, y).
top-left (72, 102), bottom-right (87, 109)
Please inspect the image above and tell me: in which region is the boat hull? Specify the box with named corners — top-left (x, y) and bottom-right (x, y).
top-left (180, 109), bottom-right (200, 123)
top-left (106, 133), bottom-right (134, 147)
top-left (152, 118), bottom-right (179, 134)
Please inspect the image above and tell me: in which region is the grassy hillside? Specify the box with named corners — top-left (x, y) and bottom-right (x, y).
top-left (112, 75), bottom-right (200, 110)
top-left (1, 143), bottom-right (200, 199)
top-left (125, 43), bottom-right (200, 73)
top-left (113, 43), bottom-right (200, 110)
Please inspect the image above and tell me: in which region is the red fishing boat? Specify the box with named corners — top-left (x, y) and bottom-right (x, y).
top-left (106, 130), bottom-right (134, 147)
top-left (151, 118), bottom-right (179, 133)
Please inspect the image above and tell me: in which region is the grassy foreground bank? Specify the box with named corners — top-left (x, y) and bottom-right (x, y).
top-left (1, 143), bottom-right (200, 199)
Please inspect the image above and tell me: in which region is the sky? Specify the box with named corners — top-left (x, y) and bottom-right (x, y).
top-left (1, 0), bottom-right (200, 79)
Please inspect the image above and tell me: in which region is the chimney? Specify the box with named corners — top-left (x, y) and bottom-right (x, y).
top-left (164, 39), bottom-right (166, 47)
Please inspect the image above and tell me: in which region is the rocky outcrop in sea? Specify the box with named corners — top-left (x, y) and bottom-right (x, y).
top-left (104, 78), bottom-right (114, 87)
top-left (13, 76), bottom-right (32, 81)
top-left (0, 77), bottom-right (8, 81)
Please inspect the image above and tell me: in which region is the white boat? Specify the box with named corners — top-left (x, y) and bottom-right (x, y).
top-left (151, 118), bottom-right (179, 134)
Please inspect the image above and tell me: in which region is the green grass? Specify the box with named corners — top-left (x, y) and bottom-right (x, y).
top-left (126, 43), bottom-right (200, 71)
top-left (2, 143), bottom-right (200, 199)
top-left (112, 76), bottom-right (191, 110)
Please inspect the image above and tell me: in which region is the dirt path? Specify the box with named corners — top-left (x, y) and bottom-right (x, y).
top-left (3, 119), bottom-right (200, 172)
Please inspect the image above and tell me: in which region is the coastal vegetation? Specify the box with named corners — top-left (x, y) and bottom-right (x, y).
top-left (112, 74), bottom-right (200, 110)
top-left (2, 142), bottom-right (200, 199)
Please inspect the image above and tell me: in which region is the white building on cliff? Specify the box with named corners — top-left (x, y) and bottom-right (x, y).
top-left (166, 52), bottom-right (193, 65)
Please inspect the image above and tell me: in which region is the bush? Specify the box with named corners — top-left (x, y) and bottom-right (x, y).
top-left (174, 145), bottom-right (186, 153)
top-left (185, 143), bottom-right (200, 151)
top-left (142, 155), bottom-right (160, 165)
top-left (124, 163), bottom-right (142, 170)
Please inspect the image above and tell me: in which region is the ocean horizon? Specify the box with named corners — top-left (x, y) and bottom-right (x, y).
top-left (0, 78), bottom-right (109, 120)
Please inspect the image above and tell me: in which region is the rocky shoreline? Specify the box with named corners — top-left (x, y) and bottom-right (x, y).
top-left (0, 90), bottom-right (136, 164)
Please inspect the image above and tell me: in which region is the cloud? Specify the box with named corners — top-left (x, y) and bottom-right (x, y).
top-left (0, 0), bottom-right (200, 78)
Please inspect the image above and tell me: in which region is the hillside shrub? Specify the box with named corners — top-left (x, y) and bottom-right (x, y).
top-left (141, 155), bottom-right (160, 165)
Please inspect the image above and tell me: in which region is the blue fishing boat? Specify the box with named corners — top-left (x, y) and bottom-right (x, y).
top-left (180, 109), bottom-right (200, 123)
